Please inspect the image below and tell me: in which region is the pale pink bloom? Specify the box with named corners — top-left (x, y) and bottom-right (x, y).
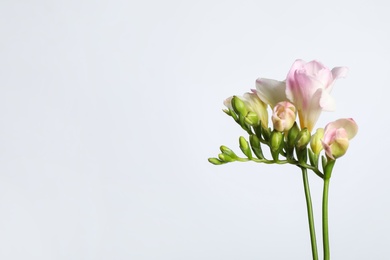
top-left (286, 60), bottom-right (348, 132)
top-left (272, 101), bottom-right (296, 132)
top-left (321, 118), bottom-right (358, 159)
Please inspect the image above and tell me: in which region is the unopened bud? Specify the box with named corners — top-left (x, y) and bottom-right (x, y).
top-left (296, 128), bottom-right (311, 150)
top-left (310, 128), bottom-right (324, 155)
top-left (249, 134), bottom-right (264, 159)
top-left (218, 153), bottom-right (235, 162)
top-left (272, 101), bottom-right (296, 132)
top-left (287, 122), bottom-right (300, 148)
top-left (245, 111), bottom-right (259, 126)
top-left (239, 136), bottom-right (252, 159)
top-left (208, 158), bottom-right (224, 165)
top-left (231, 96), bottom-right (248, 117)
top-left (270, 130), bottom-right (283, 153)
top-left (220, 145), bottom-right (238, 159)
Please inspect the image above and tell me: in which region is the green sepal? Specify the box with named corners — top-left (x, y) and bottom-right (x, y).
top-left (253, 125), bottom-right (262, 139)
top-left (239, 136), bottom-right (252, 159)
top-left (249, 134), bottom-right (264, 159)
top-left (297, 147), bottom-right (308, 164)
top-left (222, 109), bottom-right (231, 116)
top-left (308, 148), bottom-right (318, 167)
top-left (321, 155), bottom-right (327, 173)
top-left (262, 126), bottom-right (272, 142)
top-left (324, 159), bottom-right (336, 180)
top-left (230, 109), bottom-right (238, 121)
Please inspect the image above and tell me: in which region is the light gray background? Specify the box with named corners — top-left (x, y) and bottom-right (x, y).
top-left (0, 0), bottom-right (388, 259)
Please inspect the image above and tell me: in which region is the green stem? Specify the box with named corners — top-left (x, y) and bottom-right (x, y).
top-left (301, 168), bottom-right (318, 260)
top-left (322, 178), bottom-right (330, 260)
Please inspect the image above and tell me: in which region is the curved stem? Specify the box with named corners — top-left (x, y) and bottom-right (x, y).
top-left (301, 168), bottom-right (318, 260)
top-left (322, 178), bottom-right (330, 260)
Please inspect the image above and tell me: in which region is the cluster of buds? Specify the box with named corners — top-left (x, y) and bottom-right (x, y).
top-left (209, 59), bottom-right (358, 179)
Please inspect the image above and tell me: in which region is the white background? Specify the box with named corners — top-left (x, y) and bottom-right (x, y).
top-left (0, 0), bottom-right (388, 259)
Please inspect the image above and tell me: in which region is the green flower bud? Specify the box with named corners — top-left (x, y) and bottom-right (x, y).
top-left (249, 134), bottom-right (264, 159)
top-left (270, 130), bottom-right (283, 153)
top-left (244, 111), bottom-right (259, 126)
top-left (208, 158), bottom-right (224, 165)
top-left (239, 136), bottom-right (252, 159)
top-left (218, 153), bottom-right (235, 162)
top-left (295, 128), bottom-right (311, 150)
top-left (310, 128), bottom-right (324, 155)
top-left (220, 145), bottom-right (238, 159)
top-left (287, 122), bottom-right (300, 148)
top-left (231, 96), bottom-right (248, 117)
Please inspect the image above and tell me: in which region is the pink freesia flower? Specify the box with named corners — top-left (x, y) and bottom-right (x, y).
top-left (321, 118), bottom-right (358, 159)
top-left (286, 60), bottom-right (348, 132)
top-left (272, 101), bottom-right (296, 132)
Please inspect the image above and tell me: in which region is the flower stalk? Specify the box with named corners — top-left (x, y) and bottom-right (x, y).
top-left (208, 59), bottom-right (358, 259)
top-left (301, 167), bottom-right (318, 260)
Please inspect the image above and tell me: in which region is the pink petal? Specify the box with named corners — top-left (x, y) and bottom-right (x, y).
top-left (324, 118), bottom-right (358, 140)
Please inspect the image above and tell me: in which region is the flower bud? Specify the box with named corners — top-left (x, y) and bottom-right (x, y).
top-left (310, 128), bottom-right (324, 155)
top-left (295, 128), bottom-right (311, 150)
top-left (328, 134), bottom-right (349, 159)
top-left (208, 158), bottom-right (224, 165)
top-left (231, 96), bottom-right (248, 117)
top-left (270, 130), bottom-right (283, 153)
top-left (239, 136), bottom-right (252, 159)
top-left (244, 111), bottom-right (259, 126)
top-left (322, 118), bottom-right (358, 160)
top-left (249, 134), bottom-right (264, 159)
top-left (287, 122), bottom-right (300, 148)
top-left (272, 101), bottom-right (296, 132)
top-left (218, 153), bottom-right (235, 162)
top-left (220, 145), bottom-right (238, 159)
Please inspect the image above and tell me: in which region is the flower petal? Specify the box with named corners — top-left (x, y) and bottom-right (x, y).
top-left (324, 118), bottom-right (358, 140)
top-left (300, 88), bottom-right (323, 132)
top-left (331, 66), bottom-right (349, 80)
top-left (319, 89), bottom-right (336, 111)
top-left (255, 78), bottom-right (287, 108)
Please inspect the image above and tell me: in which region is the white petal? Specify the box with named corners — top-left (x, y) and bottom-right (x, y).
top-left (319, 90), bottom-right (336, 111)
top-left (255, 78), bottom-right (287, 108)
top-left (331, 67), bottom-right (348, 79)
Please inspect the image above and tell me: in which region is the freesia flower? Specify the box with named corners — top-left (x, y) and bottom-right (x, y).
top-left (272, 101), bottom-right (296, 132)
top-left (321, 118), bottom-right (358, 159)
top-left (286, 60), bottom-right (348, 132)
